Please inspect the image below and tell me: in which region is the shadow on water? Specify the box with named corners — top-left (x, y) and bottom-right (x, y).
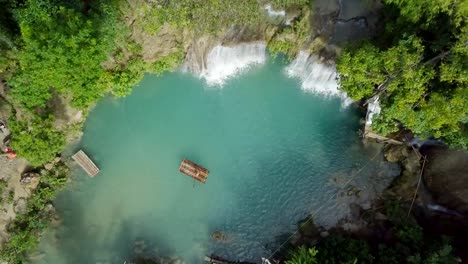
top-left (52, 191), bottom-right (178, 263)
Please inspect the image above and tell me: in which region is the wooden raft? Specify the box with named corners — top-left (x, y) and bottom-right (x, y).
top-left (179, 159), bottom-right (209, 183)
top-left (72, 150), bottom-right (100, 177)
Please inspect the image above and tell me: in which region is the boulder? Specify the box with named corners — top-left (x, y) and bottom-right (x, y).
top-left (13, 198), bottom-right (27, 215)
top-left (384, 145), bottom-right (407, 163)
top-left (422, 147), bottom-right (468, 214)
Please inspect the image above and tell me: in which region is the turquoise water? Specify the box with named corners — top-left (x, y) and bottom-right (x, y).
top-left (36, 61), bottom-right (397, 263)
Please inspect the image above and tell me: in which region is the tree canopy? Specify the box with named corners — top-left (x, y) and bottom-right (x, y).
top-left (7, 0), bottom-right (122, 109)
top-left (337, 0), bottom-right (468, 148)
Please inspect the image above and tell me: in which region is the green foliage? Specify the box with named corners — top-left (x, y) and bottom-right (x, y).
top-left (109, 48), bottom-right (184, 97)
top-left (150, 49), bottom-right (185, 76)
top-left (109, 58), bottom-right (147, 97)
top-left (139, 0), bottom-right (265, 33)
top-left (0, 48), bottom-right (17, 79)
top-left (286, 247), bottom-right (318, 264)
top-left (9, 117), bottom-right (65, 167)
top-left (384, 0), bottom-right (467, 27)
top-left (406, 243), bottom-right (457, 264)
top-left (337, 0), bottom-right (468, 148)
top-left (338, 36), bottom-right (427, 101)
top-left (316, 235), bottom-right (372, 264)
top-left (337, 42), bottom-right (386, 100)
top-left (270, 0), bottom-right (311, 9)
top-left (0, 164), bottom-right (68, 264)
top-left (9, 0), bottom-right (123, 109)
top-left (286, 200), bottom-right (459, 264)
top-left (268, 39), bottom-right (297, 59)
top-left (267, 9), bottom-right (311, 60)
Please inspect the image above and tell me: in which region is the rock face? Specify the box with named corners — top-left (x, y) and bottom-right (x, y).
top-left (384, 144), bottom-right (409, 163)
top-left (422, 146), bottom-right (468, 214)
top-left (13, 197), bottom-right (27, 215)
top-left (133, 24), bottom-right (186, 63)
top-left (385, 144), bottom-right (422, 200)
top-left (182, 35), bottom-right (219, 74)
top-left (221, 24), bottom-right (278, 45)
top-left (47, 92), bottom-right (83, 130)
top-left (0, 98), bottom-right (12, 121)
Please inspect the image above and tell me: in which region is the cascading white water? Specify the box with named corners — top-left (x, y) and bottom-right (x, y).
top-left (264, 4), bottom-right (292, 25)
top-left (366, 96), bottom-right (381, 125)
top-left (264, 4), bottom-right (286, 17)
top-left (197, 43), bottom-right (267, 86)
top-left (286, 51), bottom-right (352, 106)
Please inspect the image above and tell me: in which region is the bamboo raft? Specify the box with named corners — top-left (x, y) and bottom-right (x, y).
top-left (72, 150), bottom-right (100, 177)
top-left (179, 159), bottom-right (209, 183)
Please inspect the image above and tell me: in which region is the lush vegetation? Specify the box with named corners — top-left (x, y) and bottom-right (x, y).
top-left (286, 247), bottom-right (318, 264)
top-left (0, 0), bottom-right (190, 166)
top-left (138, 0), bottom-right (265, 33)
top-left (9, 117), bottom-right (65, 167)
top-left (270, 0), bottom-right (311, 9)
top-left (268, 8), bottom-right (311, 60)
top-left (337, 0), bottom-right (468, 148)
top-left (110, 47), bottom-right (185, 97)
top-left (286, 201), bottom-right (459, 264)
top-left (0, 164), bottom-right (68, 264)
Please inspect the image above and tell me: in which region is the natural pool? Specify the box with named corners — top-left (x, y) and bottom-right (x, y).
top-left (35, 56), bottom-right (399, 264)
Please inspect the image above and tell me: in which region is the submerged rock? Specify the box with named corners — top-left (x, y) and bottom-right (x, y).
top-left (211, 231), bottom-right (229, 242)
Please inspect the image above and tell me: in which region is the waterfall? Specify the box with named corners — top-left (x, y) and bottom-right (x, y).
top-left (264, 4), bottom-right (286, 17)
top-left (264, 4), bottom-right (292, 25)
top-left (427, 203), bottom-right (463, 217)
top-left (286, 51), bottom-right (352, 106)
top-left (186, 42), bottom-right (267, 86)
top-left (366, 96), bottom-right (381, 125)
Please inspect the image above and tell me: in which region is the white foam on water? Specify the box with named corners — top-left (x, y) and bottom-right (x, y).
top-left (286, 51), bottom-right (352, 107)
top-left (200, 43), bottom-right (267, 86)
top-left (366, 96), bottom-right (381, 125)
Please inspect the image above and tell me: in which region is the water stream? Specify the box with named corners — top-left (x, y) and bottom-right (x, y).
top-left (35, 50), bottom-right (399, 264)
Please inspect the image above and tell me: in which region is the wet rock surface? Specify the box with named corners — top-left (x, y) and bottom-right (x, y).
top-left (422, 146), bottom-right (468, 214)
top-left (385, 144), bottom-right (422, 201)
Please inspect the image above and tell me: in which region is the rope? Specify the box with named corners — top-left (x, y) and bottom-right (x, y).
top-left (266, 148), bottom-right (384, 259)
top-left (407, 155), bottom-right (427, 217)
